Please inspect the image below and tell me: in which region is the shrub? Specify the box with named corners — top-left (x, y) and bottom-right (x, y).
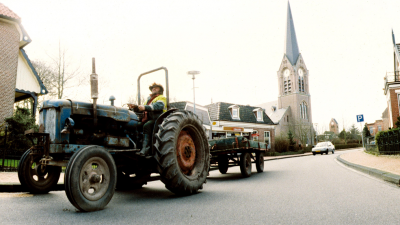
top-left (4, 107), bottom-right (38, 154)
top-left (275, 135), bottom-right (289, 153)
top-left (334, 144), bottom-right (362, 150)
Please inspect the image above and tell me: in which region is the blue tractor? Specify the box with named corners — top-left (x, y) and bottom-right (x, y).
top-left (17, 64), bottom-right (210, 211)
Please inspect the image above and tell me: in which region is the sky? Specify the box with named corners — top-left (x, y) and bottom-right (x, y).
top-left (3, 0), bottom-right (400, 133)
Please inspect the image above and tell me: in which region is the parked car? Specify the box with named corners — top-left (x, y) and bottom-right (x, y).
top-left (312, 141), bottom-right (335, 155)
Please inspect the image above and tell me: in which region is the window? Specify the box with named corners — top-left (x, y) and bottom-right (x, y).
top-left (257, 111), bottom-right (262, 121)
top-left (228, 105), bottom-right (240, 119)
top-left (253, 108), bottom-right (263, 121)
top-left (369, 127), bottom-right (374, 134)
top-left (398, 94), bottom-right (400, 115)
top-left (264, 131), bottom-right (270, 146)
top-left (232, 109), bottom-right (238, 118)
top-left (378, 126), bottom-right (382, 132)
top-left (300, 102), bottom-right (308, 119)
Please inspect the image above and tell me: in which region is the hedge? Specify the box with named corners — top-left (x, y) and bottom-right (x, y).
top-left (334, 144), bottom-right (362, 150)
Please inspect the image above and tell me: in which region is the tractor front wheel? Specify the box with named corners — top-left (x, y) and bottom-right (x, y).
top-left (64, 146), bottom-right (117, 212)
top-left (155, 110), bottom-right (210, 195)
top-left (17, 149), bottom-right (61, 194)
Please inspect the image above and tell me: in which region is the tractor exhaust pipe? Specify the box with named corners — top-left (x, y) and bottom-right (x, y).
top-left (90, 58), bottom-right (98, 128)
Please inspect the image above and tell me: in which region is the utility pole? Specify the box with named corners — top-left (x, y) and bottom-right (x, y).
top-left (187, 71), bottom-right (200, 113)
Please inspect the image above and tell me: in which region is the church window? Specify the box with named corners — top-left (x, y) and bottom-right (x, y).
top-left (287, 115), bottom-right (289, 123)
top-left (300, 103), bottom-right (303, 119)
top-left (298, 77), bottom-right (305, 92)
top-left (300, 102), bottom-right (308, 119)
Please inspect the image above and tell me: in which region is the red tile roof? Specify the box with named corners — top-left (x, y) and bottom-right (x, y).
top-left (0, 3), bottom-right (20, 21)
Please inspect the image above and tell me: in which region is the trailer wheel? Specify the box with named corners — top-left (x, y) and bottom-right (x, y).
top-left (217, 155), bottom-right (229, 174)
top-left (155, 110), bottom-right (210, 195)
top-left (17, 149), bottom-right (61, 194)
top-left (240, 152), bottom-right (252, 177)
top-left (255, 152), bottom-right (264, 173)
top-left (64, 146), bottom-right (117, 212)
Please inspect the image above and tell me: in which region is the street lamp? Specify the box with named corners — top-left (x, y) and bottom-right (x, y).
top-left (187, 71), bottom-right (200, 113)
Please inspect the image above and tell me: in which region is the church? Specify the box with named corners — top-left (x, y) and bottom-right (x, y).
top-left (257, 2), bottom-right (314, 145)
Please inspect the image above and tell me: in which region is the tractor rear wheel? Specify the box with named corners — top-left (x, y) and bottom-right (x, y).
top-left (64, 146), bottom-right (117, 212)
top-left (17, 149), bottom-right (61, 194)
top-left (155, 110), bottom-right (210, 195)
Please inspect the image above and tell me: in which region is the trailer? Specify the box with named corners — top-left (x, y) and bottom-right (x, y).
top-left (208, 136), bottom-right (268, 177)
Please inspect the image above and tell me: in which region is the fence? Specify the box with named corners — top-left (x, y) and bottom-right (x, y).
top-left (0, 126), bottom-right (20, 172)
top-left (376, 129), bottom-right (400, 155)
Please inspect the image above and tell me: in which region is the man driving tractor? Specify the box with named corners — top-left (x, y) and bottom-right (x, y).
top-left (133, 82), bottom-right (167, 158)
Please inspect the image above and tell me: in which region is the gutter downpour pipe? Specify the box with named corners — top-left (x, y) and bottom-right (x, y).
top-left (90, 58), bottom-right (99, 128)
top-left (137, 67), bottom-right (169, 108)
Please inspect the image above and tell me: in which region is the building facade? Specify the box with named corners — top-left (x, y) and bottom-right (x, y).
top-left (329, 118), bottom-right (339, 134)
top-left (0, 3), bottom-right (47, 125)
top-left (257, 2), bottom-right (313, 145)
top-left (366, 120), bottom-right (384, 136)
top-left (206, 102), bottom-right (276, 150)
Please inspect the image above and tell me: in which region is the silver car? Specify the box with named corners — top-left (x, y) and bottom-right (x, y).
top-left (312, 141), bottom-right (335, 155)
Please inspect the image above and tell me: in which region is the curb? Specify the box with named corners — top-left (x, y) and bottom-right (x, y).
top-left (337, 154), bottom-right (400, 186)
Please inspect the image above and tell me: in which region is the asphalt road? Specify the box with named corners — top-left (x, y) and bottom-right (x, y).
top-left (1, 150), bottom-right (400, 224)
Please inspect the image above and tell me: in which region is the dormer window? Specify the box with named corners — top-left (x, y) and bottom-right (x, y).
top-left (228, 105), bottom-right (240, 120)
top-left (253, 108), bottom-right (264, 122)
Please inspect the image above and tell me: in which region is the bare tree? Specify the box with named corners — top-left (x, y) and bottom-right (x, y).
top-left (48, 42), bottom-right (85, 99)
top-left (286, 118), bottom-right (313, 146)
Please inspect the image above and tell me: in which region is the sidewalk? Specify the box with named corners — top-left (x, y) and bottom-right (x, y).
top-left (1, 148), bottom-right (398, 192)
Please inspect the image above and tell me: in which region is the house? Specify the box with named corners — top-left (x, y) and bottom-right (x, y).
top-left (366, 120), bottom-right (384, 136)
top-left (206, 102), bottom-right (276, 150)
top-left (0, 3), bottom-right (48, 125)
top-left (383, 30), bottom-right (400, 130)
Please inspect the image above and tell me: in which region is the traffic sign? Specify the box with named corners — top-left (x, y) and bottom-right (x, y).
top-left (356, 114), bottom-right (364, 122)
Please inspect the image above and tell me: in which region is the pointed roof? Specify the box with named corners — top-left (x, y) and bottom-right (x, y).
top-left (0, 3), bottom-right (21, 22)
top-left (392, 29), bottom-right (396, 46)
top-left (284, 2), bottom-right (300, 65)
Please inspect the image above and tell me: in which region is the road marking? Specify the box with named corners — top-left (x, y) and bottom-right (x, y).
top-left (0, 193), bottom-right (33, 198)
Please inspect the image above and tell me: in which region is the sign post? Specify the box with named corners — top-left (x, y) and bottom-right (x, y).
top-left (357, 114), bottom-right (364, 149)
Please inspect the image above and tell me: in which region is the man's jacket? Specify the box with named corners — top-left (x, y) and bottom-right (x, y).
top-left (144, 94), bottom-right (167, 120)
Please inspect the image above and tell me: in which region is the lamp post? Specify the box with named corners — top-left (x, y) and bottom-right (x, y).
top-left (187, 71), bottom-right (200, 114)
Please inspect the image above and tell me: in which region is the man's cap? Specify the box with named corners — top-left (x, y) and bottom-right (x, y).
top-left (149, 82), bottom-right (164, 93)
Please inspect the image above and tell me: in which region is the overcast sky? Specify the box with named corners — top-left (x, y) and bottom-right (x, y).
top-left (3, 0), bottom-right (400, 133)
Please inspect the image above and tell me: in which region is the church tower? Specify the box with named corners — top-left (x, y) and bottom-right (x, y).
top-left (277, 2), bottom-right (313, 143)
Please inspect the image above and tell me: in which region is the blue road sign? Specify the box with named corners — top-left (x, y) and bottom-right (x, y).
top-left (356, 114), bottom-right (364, 122)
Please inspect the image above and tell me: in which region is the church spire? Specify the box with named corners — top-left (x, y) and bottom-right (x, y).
top-left (285, 1), bottom-right (300, 65)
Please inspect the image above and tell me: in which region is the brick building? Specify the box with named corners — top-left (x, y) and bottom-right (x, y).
top-left (329, 118), bottom-right (339, 134)
top-left (383, 30), bottom-right (400, 130)
top-left (0, 3), bottom-right (47, 125)
top-left (206, 102), bottom-right (276, 151)
top-left (366, 120), bottom-right (384, 136)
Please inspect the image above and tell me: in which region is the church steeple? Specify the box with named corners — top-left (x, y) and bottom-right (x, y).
top-left (285, 2), bottom-right (300, 66)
